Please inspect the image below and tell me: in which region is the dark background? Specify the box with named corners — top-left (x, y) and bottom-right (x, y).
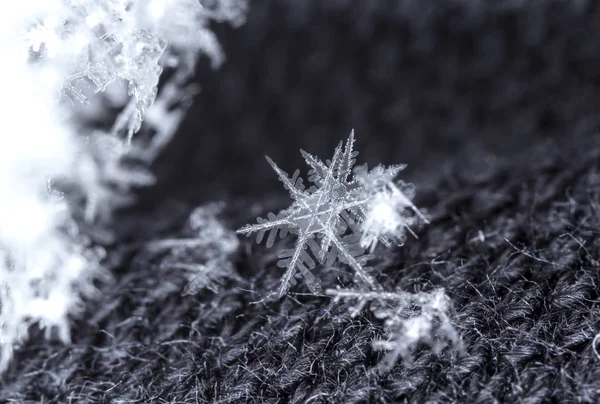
top-left (146, 0), bottom-right (599, 206)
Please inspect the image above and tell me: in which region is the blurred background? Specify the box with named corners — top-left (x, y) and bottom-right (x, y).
top-left (141, 0), bottom-right (600, 208)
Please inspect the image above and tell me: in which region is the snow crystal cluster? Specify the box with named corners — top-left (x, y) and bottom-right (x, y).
top-left (27, 0), bottom-right (247, 220)
top-left (327, 288), bottom-right (460, 372)
top-left (0, 0), bottom-right (246, 371)
top-left (239, 131), bottom-right (457, 369)
top-left (30, 0), bottom-right (248, 145)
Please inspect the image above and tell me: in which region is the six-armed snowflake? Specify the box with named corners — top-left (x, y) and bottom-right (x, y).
top-left (237, 131), bottom-right (429, 296)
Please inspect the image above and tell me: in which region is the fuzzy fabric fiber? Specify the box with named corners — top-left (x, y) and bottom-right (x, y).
top-left (4, 0), bottom-right (600, 402)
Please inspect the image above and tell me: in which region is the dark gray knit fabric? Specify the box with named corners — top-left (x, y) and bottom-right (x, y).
top-left (3, 0), bottom-right (600, 402)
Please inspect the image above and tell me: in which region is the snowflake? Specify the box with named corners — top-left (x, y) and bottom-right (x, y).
top-left (237, 131), bottom-right (428, 297)
top-left (327, 287), bottom-right (460, 372)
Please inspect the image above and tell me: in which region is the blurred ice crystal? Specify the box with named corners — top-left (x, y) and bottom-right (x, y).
top-left (143, 203), bottom-right (239, 294)
top-left (0, 216), bottom-right (107, 372)
top-left (327, 287), bottom-right (460, 371)
top-left (355, 164), bottom-right (430, 253)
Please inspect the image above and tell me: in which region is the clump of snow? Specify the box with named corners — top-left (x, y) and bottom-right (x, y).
top-left (327, 287), bottom-right (460, 371)
top-left (355, 164), bottom-right (430, 252)
top-left (0, 0), bottom-right (246, 371)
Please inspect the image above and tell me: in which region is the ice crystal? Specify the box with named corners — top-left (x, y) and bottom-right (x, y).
top-left (327, 287), bottom-right (460, 372)
top-left (237, 131), bottom-right (428, 297)
top-left (26, 0), bottom-right (248, 145)
top-left (355, 164), bottom-right (430, 252)
top-left (142, 80), bottom-right (199, 161)
top-left (73, 131), bottom-right (156, 222)
top-left (142, 202), bottom-right (239, 294)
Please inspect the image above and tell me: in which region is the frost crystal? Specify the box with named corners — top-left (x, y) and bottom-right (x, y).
top-left (327, 288), bottom-right (460, 372)
top-left (237, 131), bottom-right (428, 297)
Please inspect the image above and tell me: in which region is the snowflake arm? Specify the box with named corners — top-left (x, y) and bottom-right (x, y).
top-left (300, 149), bottom-right (329, 187)
top-left (335, 129), bottom-right (359, 183)
top-left (277, 233), bottom-right (312, 295)
top-left (265, 156), bottom-right (307, 199)
top-left (327, 232), bottom-right (377, 289)
top-left (236, 213), bottom-right (291, 248)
